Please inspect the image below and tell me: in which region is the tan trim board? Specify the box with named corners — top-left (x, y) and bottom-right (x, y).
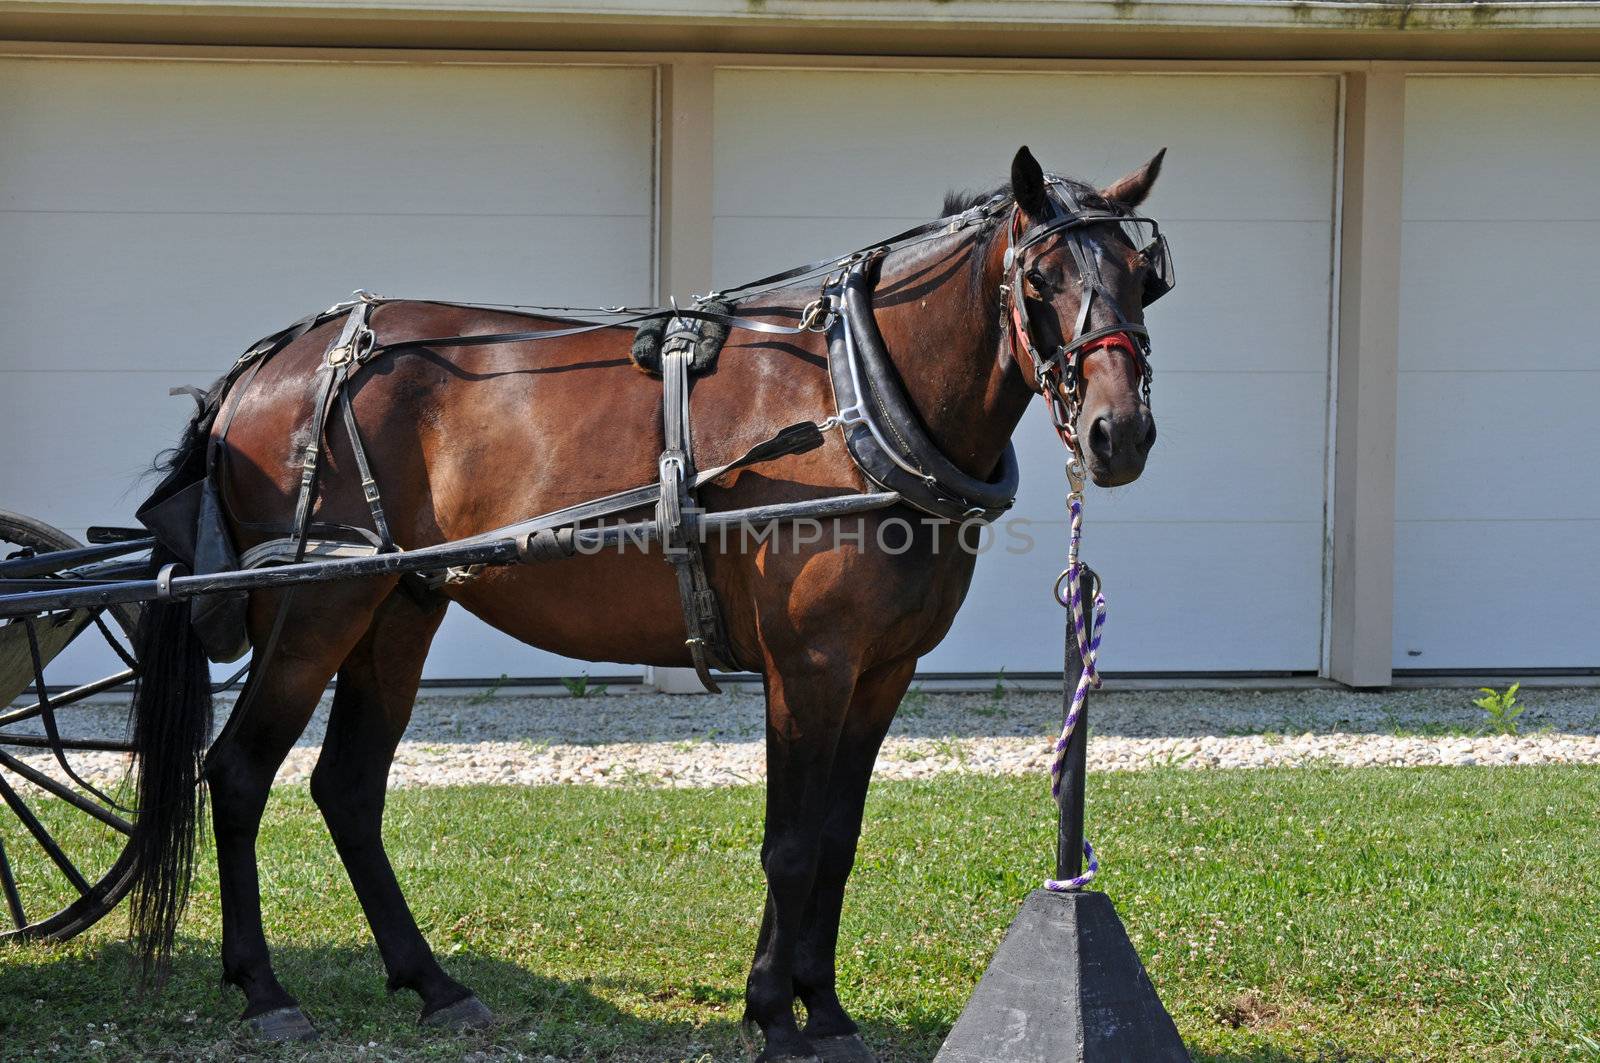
top-left (656, 61), bottom-right (714, 303)
top-left (1327, 69), bottom-right (1402, 688)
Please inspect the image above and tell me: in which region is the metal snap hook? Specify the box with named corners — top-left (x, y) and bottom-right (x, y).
top-left (1065, 458), bottom-right (1086, 494)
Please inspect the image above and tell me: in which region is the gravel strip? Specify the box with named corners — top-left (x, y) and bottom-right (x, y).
top-left (10, 685), bottom-right (1599, 789)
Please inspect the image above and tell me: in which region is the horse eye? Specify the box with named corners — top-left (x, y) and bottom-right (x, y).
top-left (1026, 268), bottom-right (1050, 292)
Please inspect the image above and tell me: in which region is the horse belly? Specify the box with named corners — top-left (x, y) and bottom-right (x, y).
top-left (445, 549), bottom-right (701, 668)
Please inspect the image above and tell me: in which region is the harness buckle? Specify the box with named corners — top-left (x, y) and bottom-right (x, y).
top-left (327, 325), bottom-right (376, 367)
top-left (799, 296), bottom-right (836, 333)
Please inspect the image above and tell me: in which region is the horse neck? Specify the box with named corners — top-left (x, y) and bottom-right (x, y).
top-left (873, 220), bottom-right (1033, 478)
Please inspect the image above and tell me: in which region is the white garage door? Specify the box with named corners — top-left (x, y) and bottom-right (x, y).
top-left (713, 70), bottom-right (1339, 673)
top-left (1395, 77), bottom-right (1600, 671)
top-left (0, 56), bottom-right (656, 681)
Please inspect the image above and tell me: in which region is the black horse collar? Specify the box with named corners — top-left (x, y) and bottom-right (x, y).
top-left (825, 258), bottom-right (1020, 524)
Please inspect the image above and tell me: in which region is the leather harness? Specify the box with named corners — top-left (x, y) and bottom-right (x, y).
top-left (194, 180), bottom-right (1171, 692)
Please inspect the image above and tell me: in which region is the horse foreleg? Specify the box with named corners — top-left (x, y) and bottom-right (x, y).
top-left (745, 644), bottom-right (861, 1062)
top-left (308, 590), bottom-right (491, 1029)
top-left (206, 583), bottom-right (388, 1039)
top-left (791, 658), bottom-right (915, 1063)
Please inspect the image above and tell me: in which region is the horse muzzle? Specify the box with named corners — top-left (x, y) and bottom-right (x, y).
top-left (1081, 403), bottom-right (1156, 487)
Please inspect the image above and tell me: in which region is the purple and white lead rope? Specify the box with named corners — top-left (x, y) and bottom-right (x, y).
top-left (1044, 488), bottom-right (1105, 892)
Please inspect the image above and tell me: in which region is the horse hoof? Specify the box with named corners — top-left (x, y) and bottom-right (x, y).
top-left (420, 994), bottom-right (495, 1031)
top-left (810, 1033), bottom-right (877, 1063)
top-left (247, 1006), bottom-right (318, 1042)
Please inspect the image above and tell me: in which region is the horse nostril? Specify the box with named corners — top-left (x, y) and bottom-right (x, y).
top-left (1088, 417), bottom-right (1114, 462)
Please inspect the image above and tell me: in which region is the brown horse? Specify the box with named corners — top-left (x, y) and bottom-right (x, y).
top-left (126, 145), bottom-right (1162, 1061)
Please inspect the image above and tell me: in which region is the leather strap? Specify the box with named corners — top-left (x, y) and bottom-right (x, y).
top-left (369, 306), bottom-right (818, 360)
top-left (287, 302), bottom-right (373, 563)
top-left (447, 419), bottom-right (828, 551)
top-left (657, 348), bottom-right (734, 692)
top-left (339, 385), bottom-right (394, 551)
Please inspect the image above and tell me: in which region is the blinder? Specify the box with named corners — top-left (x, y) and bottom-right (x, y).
top-left (1137, 228), bottom-right (1175, 308)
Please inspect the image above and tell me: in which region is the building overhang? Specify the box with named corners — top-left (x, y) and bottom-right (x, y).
top-left (4, 0), bottom-right (1600, 61)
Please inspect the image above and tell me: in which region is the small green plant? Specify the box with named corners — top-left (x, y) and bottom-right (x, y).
top-left (1473, 683), bottom-right (1525, 736)
top-left (561, 673), bottom-right (608, 698)
top-left (978, 668), bottom-right (1013, 716)
top-left (899, 684), bottom-right (929, 718)
top-left (467, 673), bottom-right (508, 706)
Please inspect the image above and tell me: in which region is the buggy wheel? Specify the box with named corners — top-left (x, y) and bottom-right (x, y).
top-left (0, 511), bottom-right (142, 942)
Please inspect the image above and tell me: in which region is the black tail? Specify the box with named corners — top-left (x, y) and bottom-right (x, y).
top-left (127, 546), bottom-right (213, 981)
top-left (128, 388), bottom-right (219, 981)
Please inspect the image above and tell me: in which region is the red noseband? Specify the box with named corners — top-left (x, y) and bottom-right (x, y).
top-left (1077, 331), bottom-right (1143, 375)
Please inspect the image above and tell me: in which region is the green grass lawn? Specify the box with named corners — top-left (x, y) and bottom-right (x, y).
top-left (3, 767), bottom-right (1599, 1062)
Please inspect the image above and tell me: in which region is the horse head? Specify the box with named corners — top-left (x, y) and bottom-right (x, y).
top-left (1005, 145), bottom-right (1167, 487)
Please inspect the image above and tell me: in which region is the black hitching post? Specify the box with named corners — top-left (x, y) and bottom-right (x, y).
top-left (935, 564), bottom-right (1191, 1063)
top-left (1056, 566), bottom-right (1093, 884)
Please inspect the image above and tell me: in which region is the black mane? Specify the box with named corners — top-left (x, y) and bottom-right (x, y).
top-left (940, 174), bottom-right (1117, 218)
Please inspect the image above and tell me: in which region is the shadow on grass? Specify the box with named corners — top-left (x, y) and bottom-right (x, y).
top-left (1191, 1052), bottom-right (1388, 1063)
top-left (0, 937), bottom-right (948, 1061)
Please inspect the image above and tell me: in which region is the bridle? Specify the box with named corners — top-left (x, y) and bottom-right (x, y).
top-left (1000, 177), bottom-right (1173, 450)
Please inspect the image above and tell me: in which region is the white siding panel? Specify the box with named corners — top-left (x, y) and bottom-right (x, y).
top-left (1395, 522), bottom-right (1600, 670)
top-left (0, 61), bottom-right (653, 216)
top-left (0, 212), bottom-right (652, 373)
top-left (713, 69), bottom-right (1338, 673)
top-left (1399, 222), bottom-right (1600, 374)
top-left (1397, 77), bottom-right (1600, 669)
top-left (1396, 371), bottom-right (1600, 524)
top-left (714, 70), bottom-right (1337, 224)
top-left (0, 57), bottom-right (656, 681)
top-left (1402, 78), bottom-right (1600, 222)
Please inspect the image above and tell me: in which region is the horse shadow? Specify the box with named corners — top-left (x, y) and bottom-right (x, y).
top-left (0, 938), bottom-right (948, 1061)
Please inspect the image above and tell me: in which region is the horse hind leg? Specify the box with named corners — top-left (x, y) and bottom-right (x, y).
top-left (791, 659), bottom-right (916, 1063)
top-left (308, 587), bottom-right (491, 1029)
top-left (205, 581), bottom-right (393, 1039)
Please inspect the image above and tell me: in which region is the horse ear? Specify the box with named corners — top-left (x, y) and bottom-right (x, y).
top-left (1102, 148), bottom-right (1166, 210)
top-left (1011, 146), bottom-right (1048, 218)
